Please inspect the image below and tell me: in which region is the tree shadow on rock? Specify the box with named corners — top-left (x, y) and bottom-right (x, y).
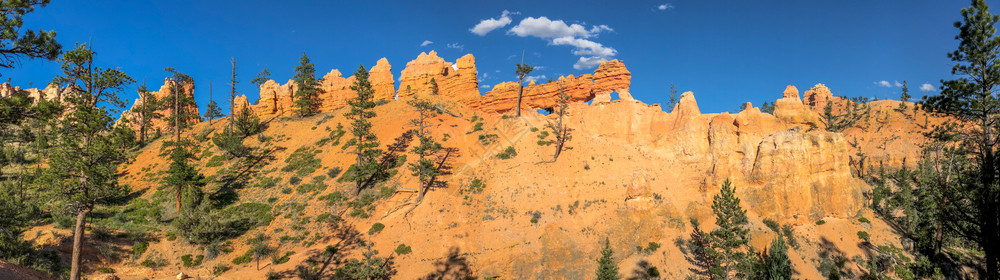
top-left (419, 247), bottom-right (473, 280)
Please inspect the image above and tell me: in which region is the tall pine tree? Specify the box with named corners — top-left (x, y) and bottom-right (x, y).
top-left (711, 179), bottom-right (752, 279)
top-left (595, 237), bottom-right (621, 280)
top-left (344, 65), bottom-right (383, 195)
top-left (921, 0), bottom-right (1000, 276)
top-left (0, 0), bottom-right (61, 71)
top-left (46, 43), bottom-right (134, 280)
top-left (204, 83), bottom-right (223, 125)
top-left (293, 53), bottom-right (319, 117)
top-left (407, 97), bottom-right (442, 203)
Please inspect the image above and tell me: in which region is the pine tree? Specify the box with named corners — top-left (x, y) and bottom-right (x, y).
top-left (760, 101), bottom-right (775, 114)
top-left (251, 68), bottom-right (274, 113)
top-left (164, 67), bottom-right (197, 136)
top-left (429, 77), bottom-right (438, 95)
top-left (595, 237), bottom-right (621, 280)
top-left (821, 97), bottom-right (871, 132)
top-left (228, 58), bottom-right (238, 128)
top-left (0, 0), bottom-right (62, 71)
top-left (711, 179), bottom-right (751, 279)
top-left (545, 83), bottom-right (572, 162)
top-left (666, 84), bottom-right (679, 113)
top-left (204, 84), bottom-right (223, 125)
top-left (753, 236), bottom-right (791, 280)
top-left (247, 233), bottom-right (272, 271)
top-left (514, 63), bottom-right (534, 117)
top-left (134, 81), bottom-right (161, 146)
top-left (407, 97), bottom-right (442, 203)
top-left (163, 137), bottom-right (205, 212)
top-left (921, 0), bottom-right (1000, 276)
top-left (293, 53), bottom-right (319, 117)
top-left (685, 219), bottom-right (724, 279)
top-left (47, 43), bottom-right (134, 280)
top-left (344, 65), bottom-right (383, 195)
top-left (898, 80), bottom-right (911, 111)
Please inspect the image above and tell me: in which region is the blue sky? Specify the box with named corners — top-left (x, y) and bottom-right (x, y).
top-left (3, 0), bottom-right (980, 114)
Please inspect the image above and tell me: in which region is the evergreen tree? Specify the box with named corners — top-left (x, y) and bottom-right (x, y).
top-left (247, 233), bottom-right (272, 271)
top-left (344, 65), bottom-right (383, 195)
top-left (898, 80), bottom-right (911, 111)
top-left (134, 82), bottom-right (161, 146)
top-left (251, 68), bottom-right (275, 113)
top-left (204, 84), bottom-right (223, 125)
top-left (163, 137), bottom-right (205, 212)
top-left (595, 237), bottom-right (621, 280)
top-left (429, 77), bottom-right (438, 95)
top-left (666, 84), bottom-right (679, 113)
top-left (921, 0), bottom-right (1000, 276)
top-left (164, 67), bottom-right (197, 136)
top-left (752, 236), bottom-right (792, 280)
top-left (0, 0), bottom-right (62, 71)
top-left (685, 219), bottom-right (724, 279)
top-left (821, 97), bottom-right (871, 132)
top-left (760, 101), bottom-right (775, 114)
top-left (710, 179), bottom-right (751, 279)
top-left (293, 53), bottom-right (319, 117)
top-left (46, 43), bottom-right (134, 280)
top-left (407, 97), bottom-right (442, 203)
top-left (514, 63), bottom-right (534, 117)
top-left (545, 83), bottom-right (572, 162)
top-left (229, 57), bottom-right (238, 126)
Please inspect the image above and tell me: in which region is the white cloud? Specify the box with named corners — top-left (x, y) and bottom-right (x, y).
top-left (447, 43), bottom-right (464, 51)
top-left (480, 84), bottom-right (492, 89)
top-left (501, 16), bottom-right (616, 70)
top-left (894, 81), bottom-right (903, 87)
top-left (657, 3), bottom-right (674, 10)
top-left (552, 36), bottom-right (617, 58)
top-left (420, 40), bottom-right (433, 47)
top-left (508, 17), bottom-right (612, 39)
top-left (920, 83), bottom-right (937, 92)
top-left (525, 74), bottom-right (547, 83)
top-left (470, 10), bottom-right (514, 36)
top-left (574, 56), bottom-right (607, 70)
top-left (876, 80), bottom-right (892, 88)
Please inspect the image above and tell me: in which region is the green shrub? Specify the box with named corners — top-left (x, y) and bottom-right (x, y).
top-left (252, 176), bottom-right (280, 189)
top-left (181, 254), bottom-right (204, 267)
top-left (141, 253), bottom-right (167, 268)
top-left (762, 218), bottom-right (780, 232)
top-left (637, 242), bottom-right (661, 254)
top-left (857, 231), bottom-right (869, 241)
top-left (395, 244), bottom-right (412, 255)
top-left (272, 251), bottom-right (294, 265)
top-left (469, 122), bottom-right (484, 133)
top-left (781, 224), bottom-right (799, 249)
top-left (478, 134), bottom-right (498, 145)
top-left (815, 220), bottom-right (826, 225)
top-left (496, 146), bottom-right (517, 159)
top-left (232, 251), bottom-right (252, 265)
top-left (318, 191), bottom-right (347, 206)
top-left (206, 154), bottom-right (227, 167)
top-left (213, 264), bottom-right (230, 276)
top-left (326, 167), bottom-right (342, 178)
top-left (858, 217), bottom-right (871, 224)
top-left (530, 127), bottom-right (539, 132)
top-left (96, 266), bottom-right (115, 273)
top-left (282, 147), bottom-right (322, 177)
top-left (132, 241), bottom-right (149, 257)
top-left (289, 176), bottom-right (302, 186)
top-left (369, 223), bottom-right (385, 235)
